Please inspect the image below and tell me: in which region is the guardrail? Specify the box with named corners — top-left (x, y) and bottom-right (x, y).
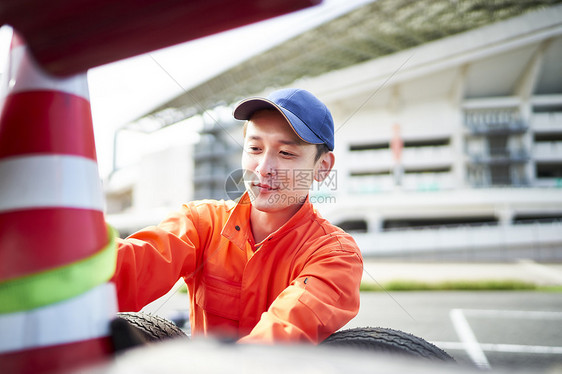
top-left (353, 220), bottom-right (562, 262)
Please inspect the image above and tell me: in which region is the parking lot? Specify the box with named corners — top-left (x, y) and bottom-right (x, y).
top-left (144, 261), bottom-right (562, 373)
top-left (346, 291), bottom-right (562, 372)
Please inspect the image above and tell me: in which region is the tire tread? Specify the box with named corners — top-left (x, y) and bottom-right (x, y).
top-left (322, 327), bottom-right (454, 361)
top-left (117, 312), bottom-right (188, 342)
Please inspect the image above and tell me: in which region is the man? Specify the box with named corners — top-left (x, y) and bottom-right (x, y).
top-left (113, 88), bottom-right (363, 344)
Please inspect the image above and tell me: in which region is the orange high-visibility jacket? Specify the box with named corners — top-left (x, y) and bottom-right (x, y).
top-left (113, 193), bottom-right (363, 343)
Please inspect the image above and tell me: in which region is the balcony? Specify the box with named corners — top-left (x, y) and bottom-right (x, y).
top-left (533, 178), bottom-right (562, 188)
top-left (347, 149), bottom-right (392, 172)
top-left (464, 109), bottom-right (527, 135)
top-left (468, 148), bottom-right (529, 165)
top-left (347, 145), bottom-right (454, 173)
top-left (346, 170), bottom-right (456, 193)
top-left (533, 142), bottom-right (562, 162)
top-left (402, 172), bottom-right (455, 191)
top-left (347, 174), bottom-right (394, 193)
top-left (402, 146), bottom-right (453, 168)
top-left (466, 121), bottom-right (527, 135)
top-left (532, 112), bottom-right (562, 133)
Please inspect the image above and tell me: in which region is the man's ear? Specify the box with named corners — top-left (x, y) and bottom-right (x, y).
top-left (315, 151), bottom-right (335, 182)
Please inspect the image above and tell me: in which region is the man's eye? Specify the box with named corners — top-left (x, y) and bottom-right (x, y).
top-left (248, 146), bottom-right (261, 152)
top-left (280, 151), bottom-right (295, 157)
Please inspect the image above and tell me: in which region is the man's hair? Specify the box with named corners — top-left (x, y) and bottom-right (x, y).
top-left (314, 143), bottom-right (330, 162)
top-left (243, 120), bottom-right (330, 162)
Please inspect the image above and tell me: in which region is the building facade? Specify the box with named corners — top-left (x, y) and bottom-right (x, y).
top-left (106, 4), bottom-right (562, 260)
top-left (301, 7), bottom-right (562, 260)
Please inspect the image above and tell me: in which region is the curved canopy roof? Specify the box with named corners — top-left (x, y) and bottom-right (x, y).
top-left (141, 0), bottom-right (562, 130)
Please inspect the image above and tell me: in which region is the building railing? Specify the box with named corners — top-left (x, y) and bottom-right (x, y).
top-left (469, 180), bottom-right (531, 188)
top-left (532, 112), bottom-right (562, 132)
top-left (533, 142), bottom-right (562, 161)
top-left (466, 122), bottom-right (528, 134)
top-left (467, 148), bottom-right (530, 164)
top-left (347, 145), bottom-right (453, 172)
top-left (347, 149), bottom-right (392, 171)
top-left (353, 219), bottom-right (562, 261)
top-left (464, 109), bottom-right (527, 134)
top-left (348, 172), bottom-right (456, 193)
top-left (401, 172), bottom-right (455, 191)
top-left (533, 178), bottom-right (562, 188)
top-left (348, 174), bottom-right (394, 193)
top-left (402, 146), bottom-right (453, 167)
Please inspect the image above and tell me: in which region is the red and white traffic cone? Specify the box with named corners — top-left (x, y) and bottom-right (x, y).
top-left (0, 30), bottom-right (117, 373)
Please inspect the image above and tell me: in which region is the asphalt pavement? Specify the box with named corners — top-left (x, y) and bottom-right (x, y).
top-left (346, 291), bottom-right (562, 372)
top-left (355, 260), bottom-right (562, 372)
top-left (142, 260), bottom-right (562, 373)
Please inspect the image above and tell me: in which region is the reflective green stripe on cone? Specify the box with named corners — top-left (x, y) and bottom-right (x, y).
top-left (0, 226), bottom-right (117, 314)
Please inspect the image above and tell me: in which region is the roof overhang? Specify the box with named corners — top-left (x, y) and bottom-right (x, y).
top-left (138, 0), bottom-right (562, 131)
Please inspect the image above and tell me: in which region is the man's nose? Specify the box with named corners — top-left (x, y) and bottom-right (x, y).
top-left (256, 152), bottom-right (277, 177)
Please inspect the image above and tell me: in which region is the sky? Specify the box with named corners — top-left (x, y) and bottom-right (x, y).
top-left (0, 0), bottom-right (375, 177)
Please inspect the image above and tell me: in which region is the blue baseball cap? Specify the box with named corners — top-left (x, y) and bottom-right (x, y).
top-left (233, 88), bottom-right (335, 151)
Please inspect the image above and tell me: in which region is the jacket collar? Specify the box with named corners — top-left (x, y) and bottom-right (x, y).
top-left (221, 192), bottom-right (314, 250)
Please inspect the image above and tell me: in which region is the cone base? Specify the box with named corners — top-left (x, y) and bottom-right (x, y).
top-left (0, 336), bottom-right (114, 374)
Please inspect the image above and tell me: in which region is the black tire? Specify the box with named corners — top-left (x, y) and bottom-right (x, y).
top-left (116, 312), bottom-right (189, 342)
top-left (321, 327), bottom-right (454, 362)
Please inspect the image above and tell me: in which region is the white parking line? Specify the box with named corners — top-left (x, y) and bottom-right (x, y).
top-left (434, 341), bottom-right (562, 354)
top-left (450, 308), bottom-right (491, 369)
top-left (446, 308), bottom-right (562, 366)
top-left (463, 309), bottom-right (562, 320)
top-left (482, 343), bottom-right (562, 354)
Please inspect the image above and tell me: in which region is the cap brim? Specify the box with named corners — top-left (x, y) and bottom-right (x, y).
top-left (233, 98), bottom-right (325, 147)
top-left (233, 98), bottom-right (277, 121)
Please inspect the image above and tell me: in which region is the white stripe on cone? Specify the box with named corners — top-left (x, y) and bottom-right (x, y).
top-left (0, 283), bottom-right (117, 353)
top-left (7, 43), bottom-right (90, 100)
top-left (0, 155), bottom-right (104, 213)
top-left (0, 30), bottom-right (116, 368)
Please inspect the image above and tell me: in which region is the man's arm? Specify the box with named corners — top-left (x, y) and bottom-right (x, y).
top-left (238, 247), bottom-right (363, 344)
top-left (112, 203), bottom-right (203, 312)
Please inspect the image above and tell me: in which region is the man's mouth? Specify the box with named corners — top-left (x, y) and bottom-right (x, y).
top-left (252, 182), bottom-right (279, 191)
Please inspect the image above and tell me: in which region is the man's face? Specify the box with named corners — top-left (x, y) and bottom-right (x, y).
top-left (241, 110), bottom-right (321, 213)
